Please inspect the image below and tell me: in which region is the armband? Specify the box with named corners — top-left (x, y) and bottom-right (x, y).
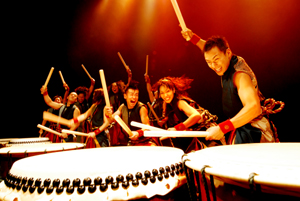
top-left (137, 130), bottom-right (144, 138)
top-left (73, 118), bottom-right (78, 124)
top-left (218, 120), bottom-right (235, 134)
top-left (94, 128), bottom-right (101, 135)
top-left (190, 34), bottom-right (201, 45)
top-left (43, 91), bottom-right (48, 96)
top-left (174, 123), bottom-right (186, 131)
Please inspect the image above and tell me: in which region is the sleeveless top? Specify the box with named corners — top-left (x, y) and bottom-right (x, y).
top-left (121, 102), bottom-right (146, 131)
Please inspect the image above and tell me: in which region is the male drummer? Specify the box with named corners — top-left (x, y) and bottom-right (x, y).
top-left (108, 81), bottom-right (158, 146)
top-left (181, 30), bottom-right (278, 144)
top-left (40, 85), bottom-right (80, 142)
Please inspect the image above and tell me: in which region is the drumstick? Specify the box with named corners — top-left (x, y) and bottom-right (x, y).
top-left (43, 111), bottom-right (70, 127)
top-left (130, 121), bottom-right (165, 131)
top-left (144, 130), bottom-right (208, 137)
top-left (99, 70), bottom-right (110, 107)
top-left (117, 52), bottom-right (130, 70)
top-left (44, 67), bottom-right (54, 87)
top-left (114, 115), bottom-right (133, 137)
top-left (147, 102), bottom-right (160, 122)
top-left (62, 129), bottom-right (100, 147)
top-left (145, 55), bottom-right (149, 75)
top-left (37, 124), bottom-right (62, 136)
top-left (81, 64), bottom-right (93, 80)
top-left (61, 129), bottom-right (90, 137)
top-left (58, 71), bottom-right (65, 84)
top-left (170, 0), bottom-right (188, 32)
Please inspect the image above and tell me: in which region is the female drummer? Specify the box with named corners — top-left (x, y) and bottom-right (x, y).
top-left (152, 76), bottom-right (221, 152)
top-left (70, 88), bottom-right (112, 147)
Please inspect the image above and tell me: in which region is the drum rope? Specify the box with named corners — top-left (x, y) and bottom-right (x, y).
top-left (248, 172), bottom-right (261, 198)
top-left (182, 157), bottom-right (197, 201)
top-left (200, 165), bottom-right (216, 201)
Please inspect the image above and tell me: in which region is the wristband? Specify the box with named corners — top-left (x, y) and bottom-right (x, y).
top-left (43, 91), bottom-right (48, 96)
top-left (218, 120), bottom-right (235, 134)
top-left (73, 118), bottom-right (78, 124)
top-left (190, 34), bottom-right (201, 45)
top-left (136, 130), bottom-right (144, 138)
top-left (94, 128), bottom-right (101, 135)
top-left (174, 123), bottom-right (186, 131)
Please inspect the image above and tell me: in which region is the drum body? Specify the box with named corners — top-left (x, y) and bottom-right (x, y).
top-left (0, 143), bottom-right (84, 180)
top-left (6, 137), bottom-right (51, 147)
top-left (0, 146), bottom-right (187, 201)
top-left (182, 143), bottom-right (300, 201)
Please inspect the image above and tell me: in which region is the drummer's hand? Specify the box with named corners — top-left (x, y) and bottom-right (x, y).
top-left (144, 74), bottom-right (150, 83)
top-left (40, 85), bottom-right (47, 95)
top-left (167, 127), bottom-right (177, 131)
top-left (88, 132), bottom-right (96, 138)
top-left (206, 126), bottom-right (224, 141)
top-left (61, 132), bottom-right (68, 138)
top-left (63, 83), bottom-right (69, 91)
top-left (181, 28), bottom-right (194, 41)
top-left (90, 78), bottom-right (95, 86)
top-left (129, 131), bottom-right (139, 141)
top-left (127, 68), bottom-right (132, 77)
top-left (39, 129), bottom-right (43, 136)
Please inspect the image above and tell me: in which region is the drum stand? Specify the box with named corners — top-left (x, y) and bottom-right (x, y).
top-left (182, 159), bottom-right (262, 201)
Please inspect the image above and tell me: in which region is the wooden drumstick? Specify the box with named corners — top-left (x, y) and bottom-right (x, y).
top-left (81, 64), bottom-right (93, 80)
top-left (37, 124), bottom-right (62, 136)
top-left (117, 52), bottom-right (130, 70)
top-left (62, 129), bottom-right (100, 147)
top-left (170, 0), bottom-right (188, 32)
top-left (99, 70), bottom-right (110, 107)
top-left (44, 67), bottom-right (54, 87)
top-left (130, 121), bottom-right (165, 131)
top-left (145, 55), bottom-right (149, 75)
top-left (43, 111), bottom-right (71, 127)
top-left (144, 130), bottom-right (209, 137)
top-left (147, 102), bottom-right (160, 122)
top-left (114, 115), bottom-right (133, 137)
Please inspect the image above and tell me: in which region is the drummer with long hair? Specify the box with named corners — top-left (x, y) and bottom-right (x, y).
top-left (152, 76), bottom-right (221, 152)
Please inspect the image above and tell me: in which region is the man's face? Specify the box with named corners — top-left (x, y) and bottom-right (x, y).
top-left (204, 46), bottom-right (232, 76)
top-left (124, 88), bottom-right (139, 109)
top-left (68, 92), bottom-right (78, 104)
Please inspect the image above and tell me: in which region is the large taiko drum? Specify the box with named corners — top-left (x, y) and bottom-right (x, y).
top-left (0, 143), bottom-right (84, 180)
top-left (182, 143), bottom-right (300, 201)
top-left (5, 137), bottom-right (51, 147)
top-left (0, 139), bottom-right (16, 148)
top-left (0, 146), bottom-right (188, 201)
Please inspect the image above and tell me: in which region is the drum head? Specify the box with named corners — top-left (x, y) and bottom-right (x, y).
top-left (0, 146), bottom-right (186, 201)
top-left (183, 143), bottom-right (300, 197)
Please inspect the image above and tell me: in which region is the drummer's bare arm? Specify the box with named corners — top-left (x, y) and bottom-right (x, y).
top-left (206, 73), bottom-right (261, 141)
top-left (168, 100), bottom-right (202, 131)
top-left (41, 86), bottom-right (63, 110)
top-left (129, 106), bottom-right (150, 140)
top-left (62, 83), bottom-right (69, 104)
top-left (69, 107), bottom-right (81, 131)
top-left (125, 68), bottom-right (132, 89)
top-left (181, 28), bottom-right (206, 52)
top-left (86, 78), bottom-right (95, 100)
top-left (145, 74), bottom-right (155, 103)
top-left (70, 104), bottom-right (96, 127)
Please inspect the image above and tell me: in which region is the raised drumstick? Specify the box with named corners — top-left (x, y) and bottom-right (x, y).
top-left (117, 52), bottom-right (130, 70)
top-left (43, 111), bottom-right (71, 127)
top-left (99, 70), bottom-right (110, 107)
top-left (130, 121), bottom-right (165, 131)
top-left (81, 64), bottom-right (93, 80)
top-left (114, 115), bottom-right (133, 137)
top-left (145, 55), bottom-right (149, 75)
top-left (170, 0), bottom-right (188, 32)
top-left (44, 67), bottom-right (54, 87)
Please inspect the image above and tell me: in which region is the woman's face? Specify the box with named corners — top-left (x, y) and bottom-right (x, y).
top-left (112, 83), bottom-right (119, 94)
top-left (159, 85), bottom-right (174, 104)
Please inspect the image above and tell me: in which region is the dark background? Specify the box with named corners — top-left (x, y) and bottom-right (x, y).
top-left (4, 0), bottom-right (300, 142)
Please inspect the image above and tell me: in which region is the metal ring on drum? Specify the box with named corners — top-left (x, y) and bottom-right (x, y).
top-left (182, 143), bottom-right (300, 201)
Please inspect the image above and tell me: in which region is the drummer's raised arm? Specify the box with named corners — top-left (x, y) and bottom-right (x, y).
top-left (181, 28), bottom-right (206, 52)
top-left (86, 78), bottom-right (95, 101)
top-left (40, 86), bottom-right (63, 110)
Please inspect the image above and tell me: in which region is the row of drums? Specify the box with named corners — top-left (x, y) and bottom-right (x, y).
top-left (0, 137), bottom-right (300, 201)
